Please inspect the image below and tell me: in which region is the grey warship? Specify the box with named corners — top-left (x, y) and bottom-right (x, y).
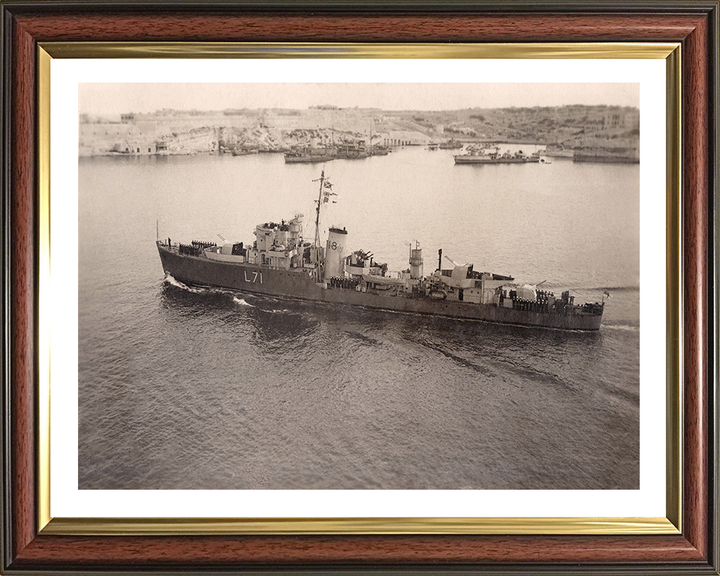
top-left (157, 172), bottom-right (604, 331)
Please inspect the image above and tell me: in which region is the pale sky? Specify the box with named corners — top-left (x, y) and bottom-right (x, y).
top-left (79, 83), bottom-right (639, 116)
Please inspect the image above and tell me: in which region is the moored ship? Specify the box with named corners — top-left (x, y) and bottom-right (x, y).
top-left (284, 142), bottom-right (389, 163)
top-left (438, 139), bottom-right (464, 149)
top-left (543, 144), bottom-right (575, 158)
top-left (454, 147), bottom-right (543, 165)
top-left (231, 147), bottom-right (259, 156)
top-left (284, 146), bottom-right (337, 164)
top-left (573, 146), bottom-right (640, 164)
top-left (335, 141), bottom-right (371, 160)
top-left (157, 172), bottom-right (604, 331)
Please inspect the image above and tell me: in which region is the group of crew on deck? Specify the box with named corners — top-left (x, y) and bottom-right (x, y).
top-left (498, 287), bottom-right (575, 314)
top-left (329, 276), bottom-right (360, 290)
top-left (178, 240), bottom-right (216, 257)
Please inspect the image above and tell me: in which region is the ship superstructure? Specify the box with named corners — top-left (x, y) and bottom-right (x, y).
top-left (454, 147), bottom-right (543, 165)
top-left (157, 172), bottom-right (604, 330)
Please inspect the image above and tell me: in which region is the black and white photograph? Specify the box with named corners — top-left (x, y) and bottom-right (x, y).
top-left (77, 81), bottom-right (640, 492)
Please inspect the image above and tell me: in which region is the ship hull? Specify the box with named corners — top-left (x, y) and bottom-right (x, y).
top-left (454, 157), bottom-right (541, 165)
top-left (284, 155), bottom-right (336, 164)
top-left (543, 150), bottom-right (574, 158)
top-left (158, 243), bottom-right (602, 331)
top-left (573, 153), bottom-right (639, 164)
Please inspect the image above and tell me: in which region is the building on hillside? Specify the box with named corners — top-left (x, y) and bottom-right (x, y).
top-left (603, 110), bottom-right (640, 130)
top-left (381, 131), bottom-right (432, 147)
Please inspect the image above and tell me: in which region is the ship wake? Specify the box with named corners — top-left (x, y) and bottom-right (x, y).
top-left (163, 274), bottom-right (298, 314)
top-left (603, 323), bottom-right (640, 333)
top-left (163, 274), bottom-right (207, 294)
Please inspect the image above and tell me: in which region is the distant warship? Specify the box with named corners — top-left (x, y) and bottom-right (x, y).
top-left (454, 146), bottom-right (543, 165)
top-left (157, 172), bottom-right (604, 330)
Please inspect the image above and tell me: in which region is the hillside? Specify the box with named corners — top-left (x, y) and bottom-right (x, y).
top-left (79, 105), bottom-right (639, 156)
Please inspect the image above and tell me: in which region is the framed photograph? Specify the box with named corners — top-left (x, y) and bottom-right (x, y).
top-left (1, 1), bottom-right (717, 574)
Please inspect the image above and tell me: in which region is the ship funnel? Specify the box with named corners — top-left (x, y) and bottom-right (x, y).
top-left (325, 226), bottom-right (348, 279)
top-left (410, 242), bottom-right (423, 280)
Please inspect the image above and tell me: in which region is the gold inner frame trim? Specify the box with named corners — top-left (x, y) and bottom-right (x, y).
top-left (37, 46), bottom-right (52, 532)
top-left (41, 516), bottom-right (677, 536)
top-left (36, 41), bottom-right (682, 536)
top-left (664, 45), bottom-right (682, 532)
top-left (41, 41), bottom-right (678, 59)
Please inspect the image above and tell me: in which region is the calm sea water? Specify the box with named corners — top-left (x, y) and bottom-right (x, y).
top-left (78, 147), bottom-right (639, 490)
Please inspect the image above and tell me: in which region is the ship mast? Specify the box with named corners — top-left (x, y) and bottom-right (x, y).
top-left (313, 170), bottom-right (325, 250)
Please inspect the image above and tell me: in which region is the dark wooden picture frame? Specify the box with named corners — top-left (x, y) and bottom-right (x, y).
top-left (1, 1), bottom-right (718, 573)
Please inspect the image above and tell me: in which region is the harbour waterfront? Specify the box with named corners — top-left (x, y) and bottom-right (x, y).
top-left (79, 147), bottom-right (639, 490)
